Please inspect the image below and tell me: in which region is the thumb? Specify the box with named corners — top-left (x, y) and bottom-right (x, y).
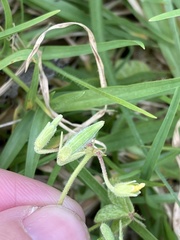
top-left (0, 205), bottom-right (90, 240)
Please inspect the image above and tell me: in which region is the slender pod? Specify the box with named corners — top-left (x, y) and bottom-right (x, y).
top-left (34, 115), bottom-right (62, 154)
top-left (57, 121), bottom-right (104, 165)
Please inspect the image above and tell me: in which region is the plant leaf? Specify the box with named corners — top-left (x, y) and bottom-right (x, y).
top-left (149, 9), bottom-right (180, 22)
top-left (0, 10), bottom-right (60, 40)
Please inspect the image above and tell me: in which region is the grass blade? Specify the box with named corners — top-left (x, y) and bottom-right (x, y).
top-left (149, 9), bottom-right (180, 22)
top-left (0, 10), bottom-right (60, 40)
top-left (45, 61), bottom-right (156, 119)
top-left (25, 109), bottom-right (49, 177)
top-left (141, 87), bottom-right (180, 180)
top-left (0, 112), bottom-right (34, 169)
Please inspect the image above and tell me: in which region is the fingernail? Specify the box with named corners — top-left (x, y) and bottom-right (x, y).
top-left (23, 205), bottom-right (90, 240)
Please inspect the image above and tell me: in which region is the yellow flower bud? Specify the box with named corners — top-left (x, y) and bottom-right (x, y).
top-left (113, 180), bottom-right (145, 197)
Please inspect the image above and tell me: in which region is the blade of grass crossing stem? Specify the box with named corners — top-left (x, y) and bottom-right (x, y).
top-left (141, 87), bottom-right (180, 180)
top-left (25, 109), bottom-right (50, 178)
top-left (44, 61), bottom-right (156, 119)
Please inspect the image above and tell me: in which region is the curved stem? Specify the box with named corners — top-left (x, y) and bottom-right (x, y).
top-left (96, 152), bottom-right (114, 193)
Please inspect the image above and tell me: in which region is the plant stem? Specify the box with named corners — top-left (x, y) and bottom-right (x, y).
top-left (96, 151), bottom-right (114, 193)
top-left (58, 152), bottom-right (94, 205)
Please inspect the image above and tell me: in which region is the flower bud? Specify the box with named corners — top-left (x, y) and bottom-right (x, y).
top-left (113, 180), bottom-right (145, 197)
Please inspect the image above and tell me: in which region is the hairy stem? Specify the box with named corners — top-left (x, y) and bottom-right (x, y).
top-left (58, 152), bottom-right (94, 205)
top-left (96, 151), bottom-right (114, 193)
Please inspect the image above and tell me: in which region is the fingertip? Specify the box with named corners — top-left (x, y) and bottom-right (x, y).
top-left (0, 169), bottom-right (85, 221)
top-left (23, 205), bottom-right (90, 240)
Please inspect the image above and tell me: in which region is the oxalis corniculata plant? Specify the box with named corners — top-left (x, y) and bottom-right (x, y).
top-left (0, 1), bottom-right (180, 239)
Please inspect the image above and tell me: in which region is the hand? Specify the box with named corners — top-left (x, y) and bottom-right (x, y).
top-left (0, 169), bottom-right (90, 240)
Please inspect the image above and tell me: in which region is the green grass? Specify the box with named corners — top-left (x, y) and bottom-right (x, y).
top-left (0, 0), bottom-right (180, 239)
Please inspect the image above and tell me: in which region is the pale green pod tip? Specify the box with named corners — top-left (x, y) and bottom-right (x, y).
top-left (95, 120), bottom-right (105, 130)
top-left (51, 115), bottom-right (63, 126)
top-left (57, 120), bottom-right (105, 165)
top-left (57, 145), bottom-right (72, 165)
top-left (34, 115), bottom-right (62, 153)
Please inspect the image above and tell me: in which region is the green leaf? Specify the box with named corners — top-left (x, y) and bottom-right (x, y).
top-left (100, 116), bottom-right (178, 152)
top-left (89, 0), bottom-right (116, 85)
top-left (0, 111), bottom-right (34, 169)
top-left (149, 9), bottom-right (180, 22)
top-left (3, 67), bottom-right (50, 116)
top-left (108, 192), bottom-right (134, 213)
top-left (25, 109), bottom-right (50, 178)
top-left (47, 164), bottom-right (61, 186)
top-left (1, 0), bottom-right (13, 29)
top-left (25, 63), bottom-right (39, 110)
top-left (0, 40), bottom-right (144, 70)
top-left (42, 39), bottom-right (144, 58)
top-left (130, 219), bottom-right (158, 240)
top-left (155, 168), bottom-right (180, 207)
top-left (45, 62), bottom-right (156, 119)
top-left (100, 223), bottom-right (115, 240)
top-left (0, 10), bottom-right (60, 40)
top-left (0, 50), bottom-right (32, 70)
top-left (51, 77), bottom-right (180, 113)
top-left (141, 88), bottom-right (180, 180)
top-left (115, 60), bottom-right (150, 80)
top-left (94, 204), bottom-right (129, 222)
top-left (26, 0), bottom-right (89, 24)
top-left (0, 0), bottom-right (13, 55)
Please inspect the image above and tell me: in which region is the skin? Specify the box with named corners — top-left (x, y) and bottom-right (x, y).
top-left (0, 169), bottom-right (90, 240)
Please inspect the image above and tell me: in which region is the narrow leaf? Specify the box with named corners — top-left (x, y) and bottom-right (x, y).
top-left (0, 40), bottom-right (144, 70)
top-left (130, 219), bottom-right (158, 240)
top-left (141, 88), bottom-right (180, 180)
top-left (149, 9), bottom-right (180, 22)
top-left (45, 62), bottom-right (156, 119)
top-left (25, 109), bottom-right (49, 178)
top-left (0, 10), bottom-right (60, 40)
top-left (0, 112), bottom-right (34, 169)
